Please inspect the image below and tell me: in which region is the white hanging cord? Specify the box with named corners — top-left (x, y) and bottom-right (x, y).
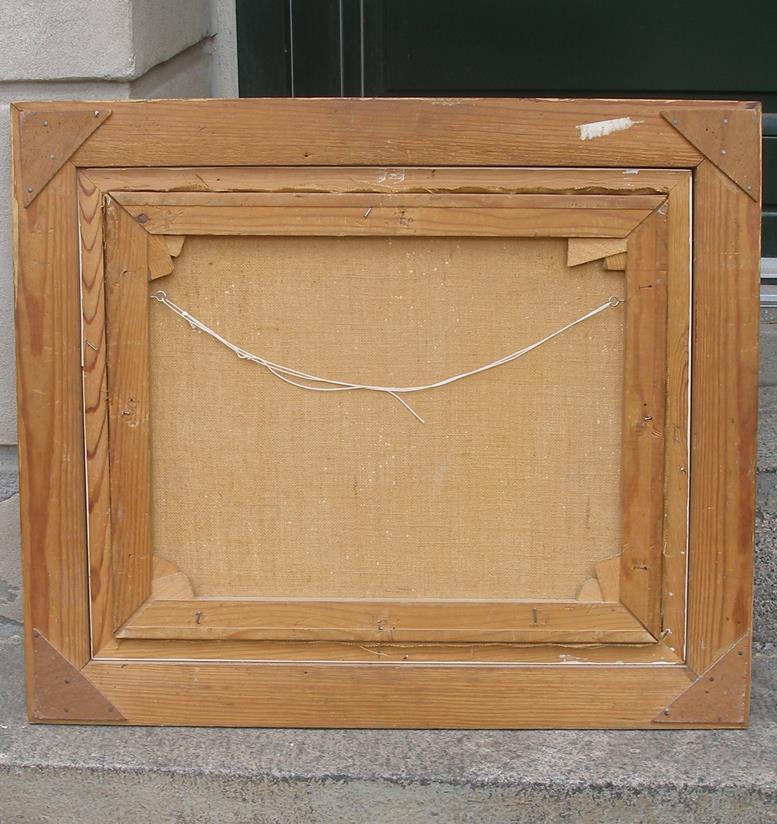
top-left (150, 290), bottom-right (624, 424)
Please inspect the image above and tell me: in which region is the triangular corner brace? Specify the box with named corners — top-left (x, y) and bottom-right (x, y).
top-left (31, 629), bottom-right (125, 722)
top-left (19, 108), bottom-right (111, 206)
top-left (653, 633), bottom-right (751, 725)
top-left (661, 109), bottom-right (760, 201)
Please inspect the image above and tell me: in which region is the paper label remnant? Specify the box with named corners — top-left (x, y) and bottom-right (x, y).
top-left (576, 117), bottom-right (643, 141)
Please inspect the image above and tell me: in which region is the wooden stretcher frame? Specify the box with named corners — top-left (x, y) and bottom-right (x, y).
top-left (89, 177), bottom-right (673, 653)
top-left (11, 99), bottom-right (759, 728)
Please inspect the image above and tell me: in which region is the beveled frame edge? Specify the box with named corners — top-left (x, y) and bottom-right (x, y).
top-left (91, 177), bottom-right (675, 648)
top-left (11, 99), bottom-right (757, 727)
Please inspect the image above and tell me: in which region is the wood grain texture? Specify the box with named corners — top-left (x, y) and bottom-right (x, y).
top-left (118, 599), bottom-right (653, 643)
top-left (145, 235), bottom-right (174, 280)
top-left (17, 107), bottom-right (110, 205)
top-left (660, 176), bottom-right (693, 658)
top-left (164, 235), bottom-right (185, 257)
top-left (30, 630), bottom-right (124, 723)
top-left (77, 173), bottom-right (114, 653)
top-left (605, 252), bottom-right (628, 271)
top-left (12, 154), bottom-right (90, 680)
top-left (103, 199), bottom-right (153, 632)
top-left (115, 202), bottom-right (653, 238)
top-left (13, 99), bottom-right (755, 728)
top-left (96, 637), bottom-right (683, 664)
top-left (653, 632), bottom-right (750, 727)
top-left (576, 554), bottom-right (622, 602)
top-left (661, 107), bottom-right (761, 200)
top-left (595, 555), bottom-right (622, 602)
top-left (84, 659), bottom-right (693, 728)
top-left (151, 556), bottom-right (194, 600)
top-left (115, 185), bottom-right (687, 640)
top-left (85, 166), bottom-right (690, 196)
top-left (114, 192), bottom-right (666, 210)
top-left (619, 211), bottom-right (669, 636)
top-left (687, 161), bottom-right (758, 675)
top-left (48, 98), bottom-right (711, 169)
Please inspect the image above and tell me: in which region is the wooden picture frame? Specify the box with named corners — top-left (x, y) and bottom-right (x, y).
top-left (12, 99), bottom-right (759, 727)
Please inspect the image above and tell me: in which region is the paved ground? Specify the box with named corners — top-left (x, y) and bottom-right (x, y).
top-left (1, 623), bottom-right (774, 823)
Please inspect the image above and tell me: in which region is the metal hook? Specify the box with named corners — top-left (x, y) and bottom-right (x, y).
top-left (150, 290), bottom-right (167, 302)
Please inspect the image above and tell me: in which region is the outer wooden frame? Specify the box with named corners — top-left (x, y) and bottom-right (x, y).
top-left (12, 99), bottom-right (759, 727)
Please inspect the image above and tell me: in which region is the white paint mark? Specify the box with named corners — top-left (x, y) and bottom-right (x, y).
top-left (576, 117), bottom-right (643, 141)
top-left (376, 170), bottom-right (405, 184)
top-left (623, 169), bottom-right (640, 175)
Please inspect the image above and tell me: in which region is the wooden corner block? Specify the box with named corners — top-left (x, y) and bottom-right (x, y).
top-left (31, 630), bottom-right (125, 722)
top-left (18, 108), bottom-right (111, 206)
top-left (567, 237), bottom-right (628, 267)
top-left (653, 633), bottom-right (751, 726)
top-left (605, 252), bottom-right (627, 271)
top-left (165, 235), bottom-right (186, 258)
top-left (151, 555), bottom-right (195, 600)
top-left (661, 108), bottom-right (761, 201)
top-left (147, 234), bottom-right (175, 280)
top-left (105, 196), bottom-right (175, 280)
top-left (576, 554), bottom-right (620, 602)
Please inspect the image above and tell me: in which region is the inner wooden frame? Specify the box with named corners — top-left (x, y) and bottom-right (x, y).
top-left (13, 99), bottom-right (758, 728)
top-left (78, 168), bottom-right (687, 658)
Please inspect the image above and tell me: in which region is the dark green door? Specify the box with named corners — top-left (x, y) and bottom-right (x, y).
top-left (236, 0), bottom-right (777, 254)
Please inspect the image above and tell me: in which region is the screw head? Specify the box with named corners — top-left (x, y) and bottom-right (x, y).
top-left (720, 148), bottom-right (727, 155)
top-left (26, 186), bottom-right (33, 193)
top-left (137, 213), bottom-right (148, 224)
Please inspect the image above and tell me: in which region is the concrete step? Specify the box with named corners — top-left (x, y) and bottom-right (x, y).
top-left (1, 624), bottom-right (775, 823)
